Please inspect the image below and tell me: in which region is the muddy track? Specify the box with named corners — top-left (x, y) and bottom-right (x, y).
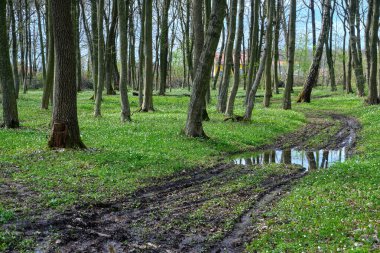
top-left (2, 113), bottom-right (360, 253)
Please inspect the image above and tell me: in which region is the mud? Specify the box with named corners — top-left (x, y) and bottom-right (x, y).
top-left (1, 113), bottom-right (360, 253)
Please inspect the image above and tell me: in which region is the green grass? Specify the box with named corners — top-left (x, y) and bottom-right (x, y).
top-left (0, 89), bottom-right (305, 211)
top-left (247, 93), bottom-right (380, 252)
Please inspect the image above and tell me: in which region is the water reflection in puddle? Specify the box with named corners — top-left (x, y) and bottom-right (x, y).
top-left (233, 148), bottom-right (346, 171)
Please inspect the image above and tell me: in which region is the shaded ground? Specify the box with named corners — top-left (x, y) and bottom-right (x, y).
top-left (1, 112), bottom-right (360, 253)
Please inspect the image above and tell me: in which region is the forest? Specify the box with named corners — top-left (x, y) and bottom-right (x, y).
top-left (0, 0), bottom-right (379, 252)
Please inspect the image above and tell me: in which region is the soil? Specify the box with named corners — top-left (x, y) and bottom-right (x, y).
top-left (1, 112), bottom-right (361, 253)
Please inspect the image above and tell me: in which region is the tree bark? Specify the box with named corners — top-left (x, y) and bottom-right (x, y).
top-left (244, 2), bottom-right (273, 121)
top-left (217, 0), bottom-right (237, 113)
top-left (48, 0), bottom-right (85, 149)
top-left (8, 0), bottom-right (19, 99)
top-left (349, 0), bottom-right (365, 96)
top-left (367, 0), bottom-right (379, 104)
top-left (1, 0), bottom-right (19, 128)
top-left (225, 0), bottom-right (244, 116)
top-left (118, 0), bottom-right (132, 121)
top-left (141, 0), bottom-right (154, 111)
top-left (159, 0), bottom-right (170, 95)
top-left (264, 0), bottom-right (274, 108)
top-left (283, 0), bottom-right (296, 109)
top-left (41, 0), bottom-right (54, 109)
top-left (185, 0), bottom-right (226, 138)
top-left (297, 0), bottom-right (330, 103)
top-left (94, 0), bottom-right (105, 116)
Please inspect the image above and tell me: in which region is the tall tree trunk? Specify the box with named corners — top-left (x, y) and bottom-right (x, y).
top-left (35, 0), bottom-right (46, 83)
top-left (367, 0), bottom-right (379, 104)
top-left (105, 0), bottom-right (117, 95)
top-left (91, 0), bottom-right (98, 99)
top-left (48, 0), bottom-right (85, 149)
top-left (310, 0), bottom-right (316, 54)
top-left (244, 2), bottom-right (273, 121)
top-left (212, 25), bottom-right (225, 90)
top-left (325, 2), bottom-right (337, 92)
top-left (94, 0), bottom-right (105, 117)
top-left (297, 0), bottom-right (330, 103)
top-left (225, 0), bottom-right (244, 117)
top-left (41, 0), bottom-right (54, 109)
top-left (1, 0), bottom-right (19, 128)
top-left (365, 0), bottom-right (373, 85)
top-left (74, 0), bottom-right (82, 92)
top-left (217, 0), bottom-right (237, 113)
top-left (8, 0), bottom-right (19, 99)
top-left (137, 0), bottom-right (145, 106)
top-left (159, 0), bottom-right (170, 95)
top-left (245, 0), bottom-right (260, 104)
top-left (264, 0), bottom-right (274, 108)
top-left (347, 42), bottom-right (354, 93)
top-left (283, 0), bottom-right (296, 109)
top-left (185, 0), bottom-right (226, 138)
top-left (141, 0), bottom-right (154, 111)
top-left (273, 0), bottom-right (280, 95)
top-left (349, 0), bottom-right (365, 97)
top-left (118, 0), bottom-right (132, 121)
top-left (17, 0), bottom-right (24, 96)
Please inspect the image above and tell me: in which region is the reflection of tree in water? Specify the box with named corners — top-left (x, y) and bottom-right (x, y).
top-left (306, 152), bottom-right (317, 170)
top-left (321, 150), bottom-right (329, 168)
top-left (281, 149), bottom-right (292, 164)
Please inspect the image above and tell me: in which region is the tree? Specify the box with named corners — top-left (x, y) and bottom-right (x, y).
top-left (1, 0), bottom-right (19, 128)
top-left (185, 0), bottom-right (226, 137)
top-left (297, 0), bottom-right (331, 103)
top-left (367, 0), bottom-right (379, 104)
top-left (141, 0), bottom-right (154, 111)
top-left (348, 0), bottom-right (365, 97)
top-left (94, 0), bottom-right (105, 117)
top-left (8, 0), bottom-right (20, 99)
top-left (48, 0), bottom-right (85, 149)
top-left (217, 0), bottom-right (237, 113)
top-left (283, 0), bottom-right (296, 109)
top-left (244, 0), bottom-right (273, 121)
top-left (41, 0), bottom-right (54, 110)
top-left (264, 0), bottom-right (274, 108)
top-left (118, 0), bottom-right (132, 121)
top-left (225, 0), bottom-right (244, 117)
top-left (159, 0), bottom-right (171, 95)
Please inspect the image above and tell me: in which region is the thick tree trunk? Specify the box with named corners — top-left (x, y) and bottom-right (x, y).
top-left (283, 0), bottom-right (296, 109)
top-left (217, 0), bottom-right (237, 113)
top-left (105, 0), bottom-right (117, 96)
top-left (118, 0), bottom-right (132, 121)
top-left (367, 0), bottom-right (379, 104)
top-left (159, 0), bottom-right (170, 95)
top-left (1, 0), bottom-right (19, 128)
top-left (48, 0), bottom-right (85, 149)
top-left (94, 0), bottom-right (105, 117)
top-left (297, 0), bottom-right (330, 103)
top-left (185, 0), bottom-right (226, 138)
top-left (41, 0), bottom-right (54, 110)
top-left (141, 0), bottom-right (154, 111)
top-left (225, 0), bottom-right (244, 117)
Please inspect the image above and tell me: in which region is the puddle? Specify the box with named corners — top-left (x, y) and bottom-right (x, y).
top-left (232, 148), bottom-right (346, 171)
